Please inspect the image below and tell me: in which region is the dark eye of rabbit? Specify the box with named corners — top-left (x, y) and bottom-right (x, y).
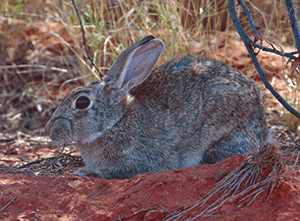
top-left (75, 96), bottom-right (90, 110)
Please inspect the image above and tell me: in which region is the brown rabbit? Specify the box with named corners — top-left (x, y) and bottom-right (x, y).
top-left (46, 35), bottom-right (267, 179)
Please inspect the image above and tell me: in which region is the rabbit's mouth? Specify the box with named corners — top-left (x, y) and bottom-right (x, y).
top-left (48, 128), bottom-right (74, 144)
top-left (46, 118), bottom-right (74, 144)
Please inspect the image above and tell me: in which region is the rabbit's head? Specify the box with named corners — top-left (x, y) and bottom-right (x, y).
top-left (46, 35), bottom-right (164, 144)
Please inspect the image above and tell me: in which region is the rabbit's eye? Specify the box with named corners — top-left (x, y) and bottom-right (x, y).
top-left (75, 96), bottom-right (90, 110)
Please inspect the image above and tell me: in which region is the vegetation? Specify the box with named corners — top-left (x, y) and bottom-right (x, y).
top-left (0, 0), bottom-right (297, 72)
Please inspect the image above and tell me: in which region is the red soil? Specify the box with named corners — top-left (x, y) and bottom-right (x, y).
top-left (1, 154), bottom-right (300, 220)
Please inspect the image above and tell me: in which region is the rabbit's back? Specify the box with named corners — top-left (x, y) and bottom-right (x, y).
top-left (128, 54), bottom-right (266, 164)
top-left (133, 55), bottom-right (262, 112)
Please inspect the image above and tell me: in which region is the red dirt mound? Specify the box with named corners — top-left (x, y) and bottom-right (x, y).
top-left (1, 154), bottom-right (299, 220)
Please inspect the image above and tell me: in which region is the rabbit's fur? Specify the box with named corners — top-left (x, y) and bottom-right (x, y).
top-left (46, 35), bottom-right (267, 179)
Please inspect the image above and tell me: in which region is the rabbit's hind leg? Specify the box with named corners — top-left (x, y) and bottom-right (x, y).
top-left (200, 130), bottom-right (261, 164)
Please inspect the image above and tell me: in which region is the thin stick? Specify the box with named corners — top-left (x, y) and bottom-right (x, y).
top-left (285, 0), bottom-right (300, 51)
top-left (0, 197), bottom-right (16, 213)
top-left (17, 157), bottom-right (57, 169)
top-left (89, 191), bottom-right (110, 199)
top-left (115, 207), bottom-right (157, 221)
top-left (71, 0), bottom-right (104, 78)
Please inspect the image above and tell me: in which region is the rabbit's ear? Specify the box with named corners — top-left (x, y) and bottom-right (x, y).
top-left (103, 35), bottom-right (164, 103)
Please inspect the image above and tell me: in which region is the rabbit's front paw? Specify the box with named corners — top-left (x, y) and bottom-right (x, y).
top-left (71, 167), bottom-right (101, 178)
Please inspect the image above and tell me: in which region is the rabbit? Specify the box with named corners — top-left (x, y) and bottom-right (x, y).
top-left (46, 35), bottom-right (267, 179)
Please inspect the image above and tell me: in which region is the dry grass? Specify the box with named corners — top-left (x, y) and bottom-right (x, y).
top-left (0, 0), bottom-right (297, 71)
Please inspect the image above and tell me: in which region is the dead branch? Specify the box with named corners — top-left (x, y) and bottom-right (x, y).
top-left (228, 0), bottom-right (300, 119)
